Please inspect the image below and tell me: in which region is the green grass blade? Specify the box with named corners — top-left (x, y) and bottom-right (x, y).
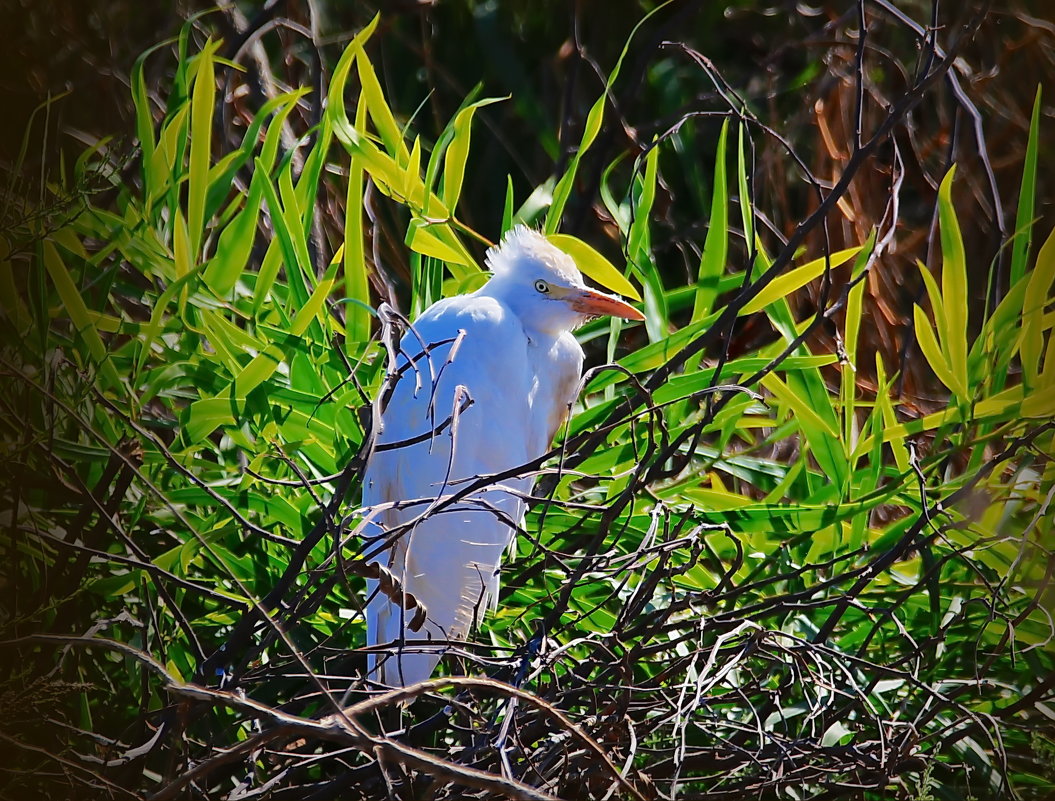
top-left (1010, 85), bottom-right (1042, 287)
top-left (441, 97), bottom-right (504, 213)
top-left (42, 241), bottom-right (122, 390)
top-left (914, 304), bottom-right (965, 397)
top-left (937, 166), bottom-right (969, 397)
top-left (185, 259), bottom-right (340, 443)
top-left (188, 40), bottom-right (219, 259)
top-left (356, 39), bottom-right (410, 165)
top-left (693, 119), bottom-right (729, 322)
top-left (740, 248), bottom-right (860, 316)
top-left (842, 230), bottom-right (876, 460)
top-left (628, 142), bottom-right (668, 340)
top-left (737, 121), bottom-right (754, 248)
top-left (344, 94), bottom-right (371, 346)
top-left (203, 168), bottom-right (264, 295)
top-left (502, 174), bottom-right (514, 234)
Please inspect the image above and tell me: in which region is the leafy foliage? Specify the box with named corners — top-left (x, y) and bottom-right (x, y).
top-left (1, 3), bottom-right (1053, 800)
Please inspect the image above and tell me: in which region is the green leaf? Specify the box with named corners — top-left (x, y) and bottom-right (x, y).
top-left (441, 97), bottom-right (505, 212)
top-left (628, 142), bottom-right (667, 341)
top-left (187, 40), bottom-right (220, 259)
top-left (546, 234), bottom-right (641, 302)
top-left (407, 219), bottom-right (473, 267)
top-left (42, 240), bottom-right (122, 390)
top-left (1010, 85), bottom-right (1042, 287)
top-left (185, 259), bottom-right (340, 442)
top-left (693, 119), bottom-right (729, 321)
top-left (936, 166), bottom-right (969, 397)
top-left (872, 354), bottom-right (910, 475)
top-left (914, 304), bottom-right (965, 398)
top-left (343, 94), bottom-right (372, 345)
top-left (1022, 223), bottom-right (1055, 389)
top-left (737, 121), bottom-right (754, 247)
top-left (501, 175), bottom-right (514, 234)
top-left (740, 247), bottom-right (860, 316)
top-left (356, 35), bottom-right (410, 165)
top-left (203, 168), bottom-right (264, 295)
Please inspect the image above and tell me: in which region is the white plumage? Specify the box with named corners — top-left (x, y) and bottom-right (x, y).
top-left (362, 226), bottom-right (643, 687)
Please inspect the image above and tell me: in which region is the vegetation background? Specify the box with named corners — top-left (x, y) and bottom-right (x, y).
top-left (1, 0), bottom-right (1053, 798)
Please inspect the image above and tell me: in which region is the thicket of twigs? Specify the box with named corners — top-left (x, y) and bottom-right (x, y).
top-left (1, 1), bottom-right (1054, 799)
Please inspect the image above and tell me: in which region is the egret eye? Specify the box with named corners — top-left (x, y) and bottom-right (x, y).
top-left (534, 280), bottom-right (550, 294)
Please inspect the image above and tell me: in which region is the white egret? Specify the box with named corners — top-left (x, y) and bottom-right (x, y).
top-left (362, 225), bottom-right (643, 688)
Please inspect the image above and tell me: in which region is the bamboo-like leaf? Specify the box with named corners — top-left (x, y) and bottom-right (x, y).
top-left (203, 168), bottom-right (264, 295)
top-left (294, 103), bottom-right (333, 221)
top-left (628, 143), bottom-right (667, 341)
top-left (873, 353), bottom-right (909, 475)
top-left (403, 136), bottom-right (422, 202)
top-left (859, 382), bottom-right (1055, 448)
top-left (356, 37), bottom-right (410, 166)
top-left (544, 2), bottom-right (669, 233)
top-left (737, 121), bottom-right (754, 248)
top-left (1010, 85), bottom-right (1042, 287)
top-left (914, 304), bottom-right (965, 398)
top-left (502, 174), bottom-right (514, 234)
top-left (172, 208), bottom-right (192, 316)
top-left (42, 241), bottom-right (122, 390)
top-left (653, 355), bottom-right (837, 405)
top-left (546, 234), bottom-right (642, 302)
top-left (693, 119), bottom-right (729, 321)
top-left (761, 373), bottom-right (837, 440)
top-left (185, 259), bottom-right (340, 442)
top-left (251, 242), bottom-right (285, 316)
top-left (131, 44), bottom-right (163, 191)
top-left (188, 40), bottom-right (219, 259)
top-left (343, 94), bottom-right (371, 345)
top-left (842, 235), bottom-right (876, 465)
top-left (442, 97), bottom-right (505, 212)
top-left (255, 157), bottom-right (307, 309)
top-left (407, 219), bottom-right (473, 267)
top-left (204, 89), bottom-right (307, 223)
top-left (842, 235), bottom-right (875, 398)
top-left (936, 166), bottom-right (969, 397)
top-left (146, 105), bottom-right (189, 208)
top-left (914, 258), bottom-right (945, 336)
top-left (325, 15), bottom-right (378, 135)
top-left (1021, 223), bottom-right (1055, 388)
top-left (740, 247), bottom-right (860, 316)
top-left (762, 372), bottom-right (847, 487)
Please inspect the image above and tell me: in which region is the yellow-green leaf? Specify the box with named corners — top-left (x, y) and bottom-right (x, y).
top-left (546, 233), bottom-right (642, 302)
top-left (188, 40), bottom-right (219, 259)
top-left (740, 247), bottom-right (860, 315)
top-left (343, 94), bottom-right (371, 345)
top-left (42, 241), bottom-right (122, 390)
top-left (407, 219), bottom-right (472, 267)
top-left (1021, 223), bottom-right (1055, 388)
top-left (937, 166), bottom-right (969, 396)
top-left (914, 304), bottom-right (965, 398)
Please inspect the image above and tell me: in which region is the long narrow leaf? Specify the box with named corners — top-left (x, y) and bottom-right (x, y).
top-left (187, 40), bottom-right (219, 259)
top-left (936, 166), bottom-right (969, 396)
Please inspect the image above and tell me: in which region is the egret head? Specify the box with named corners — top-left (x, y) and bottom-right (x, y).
top-left (483, 226), bottom-right (644, 335)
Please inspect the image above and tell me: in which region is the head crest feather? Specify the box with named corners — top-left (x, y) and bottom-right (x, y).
top-left (484, 226), bottom-right (580, 283)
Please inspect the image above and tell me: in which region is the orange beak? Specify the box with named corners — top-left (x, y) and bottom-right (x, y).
top-left (565, 287), bottom-right (645, 321)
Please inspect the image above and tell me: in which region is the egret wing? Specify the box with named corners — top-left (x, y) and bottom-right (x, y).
top-left (363, 295), bottom-right (538, 686)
